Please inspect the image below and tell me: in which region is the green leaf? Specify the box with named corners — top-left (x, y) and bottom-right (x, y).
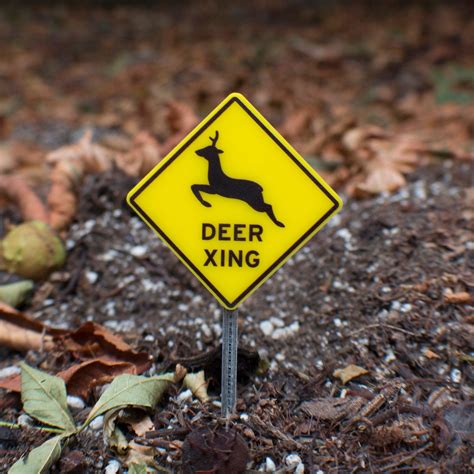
top-left (128, 463), bottom-right (147, 474)
top-left (0, 280), bottom-right (34, 307)
top-left (84, 373), bottom-right (174, 427)
top-left (20, 363), bottom-right (76, 433)
top-left (104, 408), bottom-right (129, 454)
top-left (8, 435), bottom-right (63, 474)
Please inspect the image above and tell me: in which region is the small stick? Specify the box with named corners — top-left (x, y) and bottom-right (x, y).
top-left (221, 308), bottom-right (238, 422)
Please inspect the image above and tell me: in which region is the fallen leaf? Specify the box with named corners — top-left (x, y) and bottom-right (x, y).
top-left (0, 280), bottom-right (34, 307)
top-left (46, 130), bottom-right (116, 231)
top-left (444, 289), bottom-right (473, 304)
top-left (182, 427), bottom-right (249, 474)
top-left (128, 463), bottom-right (148, 474)
top-left (333, 364), bottom-right (369, 384)
top-left (0, 174), bottom-right (49, 223)
top-left (0, 373), bottom-right (20, 392)
top-left (160, 101), bottom-right (199, 156)
top-left (124, 441), bottom-right (159, 470)
top-left (20, 363), bottom-right (76, 433)
top-left (0, 302), bottom-right (62, 352)
top-left (129, 414), bottom-right (154, 437)
top-left (115, 131), bottom-right (161, 177)
top-left (58, 322), bottom-right (152, 373)
top-left (0, 319), bottom-right (52, 353)
top-left (104, 408), bottom-right (130, 455)
top-left (58, 358), bottom-right (138, 400)
top-left (183, 371), bottom-right (209, 403)
top-left (300, 396), bottom-right (365, 421)
top-left (83, 372), bottom-right (174, 427)
top-left (8, 434), bottom-right (63, 474)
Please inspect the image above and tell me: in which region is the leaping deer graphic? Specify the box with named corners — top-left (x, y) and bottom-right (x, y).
top-left (191, 131), bottom-right (285, 227)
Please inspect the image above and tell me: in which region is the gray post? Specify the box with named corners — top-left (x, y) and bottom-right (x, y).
top-left (221, 308), bottom-right (238, 418)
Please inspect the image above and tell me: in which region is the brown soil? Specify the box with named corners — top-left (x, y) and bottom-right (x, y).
top-left (1, 160), bottom-right (472, 472)
top-left (0, 1), bottom-right (473, 472)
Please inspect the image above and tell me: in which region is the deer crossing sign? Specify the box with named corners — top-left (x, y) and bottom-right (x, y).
top-left (127, 93), bottom-right (342, 309)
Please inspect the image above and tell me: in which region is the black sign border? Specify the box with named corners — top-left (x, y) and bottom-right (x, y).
top-left (129, 96), bottom-right (340, 308)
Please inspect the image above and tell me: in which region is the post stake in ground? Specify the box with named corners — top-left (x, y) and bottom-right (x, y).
top-left (221, 307), bottom-right (238, 418)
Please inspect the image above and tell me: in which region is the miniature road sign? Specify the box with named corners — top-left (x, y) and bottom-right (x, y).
top-left (127, 93), bottom-right (342, 309)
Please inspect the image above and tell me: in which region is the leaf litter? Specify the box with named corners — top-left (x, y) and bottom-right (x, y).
top-left (0, 1), bottom-right (473, 472)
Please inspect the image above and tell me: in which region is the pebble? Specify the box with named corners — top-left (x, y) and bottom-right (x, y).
top-left (269, 317), bottom-right (284, 327)
top-left (67, 395), bottom-right (85, 410)
top-left (177, 389), bottom-right (193, 403)
top-left (400, 303), bottom-right (412, 313)
top-left (18, 414), bottom-right (34, 427)
top-left (104, 459), bottom-right (121, 474)
top-left (240, 413), bottom-right (249, 422)
top-left (450, 368), bottom-right (462, 384)
top-left (0, 365), bottom-right (21, 378)
top-left (265, 457), bottom-right (276, 472)
top-left (260, 320), bottom-right (274, 336)
top-left (130, 244), bottom-right (148, 257)
top-left (295, 463), bottom-right (305, 474)
top-left (286, 453), bottom-right (302, 467)
top-left (85, 270), bottom-right (99, 284)
top-left (273, 321), bottom-right (300, 340)
top-left (90, 415), bottom-right (104, 430)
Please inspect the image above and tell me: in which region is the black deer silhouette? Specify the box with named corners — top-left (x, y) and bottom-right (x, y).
top-left (191, 131), bottom-right (284, 227)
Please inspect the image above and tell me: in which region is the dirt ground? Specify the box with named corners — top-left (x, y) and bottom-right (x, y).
top-left (0, 1), bottom-right (473, 473)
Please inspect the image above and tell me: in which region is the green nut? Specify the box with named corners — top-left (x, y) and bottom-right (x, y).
top-left (0, 221), bottom-right (66, 280)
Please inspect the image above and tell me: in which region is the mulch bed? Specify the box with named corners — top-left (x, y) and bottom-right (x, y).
top-left (1, 160), bottom-right (472, 472)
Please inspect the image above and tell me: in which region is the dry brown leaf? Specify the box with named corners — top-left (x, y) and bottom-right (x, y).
top-left (123, 441), bottom-right (159, 469)
top-left (0, 145), bottom-right (16, 173)
top-left (0, 319), bottom-right (53, 352)
top-left (46, 130), bottom-right (116, 230)
top-left (279, 109), bottom-right (312, 140)
top-left (333, 364), bottom-right (369, 384)
top-left (0, 174), bottom-right (49, 223)
top-left (183, 371), bottom-right (209, 403)
top-left (300, 396), bottom-right (365, 421)
top-left (115, 131), bottom-right (161, 177)
top-left (58, 358), bottom-right (138, 400)
top-left (0, 373), bottom-right (21, 392)
top-left (444, 289), bottom-right (473, 304)
top-left (0, 301), bottom-right (64, 352)
top-left (353, 134), bottom-right (421, 196)
top-left (160, 101), bottom-right (199, 156)
top-left (58, 322), bottom-right (152, 373)
top-left (129, 415), bottom-right (154, 437)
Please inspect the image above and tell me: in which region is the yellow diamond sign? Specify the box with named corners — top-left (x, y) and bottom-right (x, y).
top-left (127, 93), bottom-right (342, 309)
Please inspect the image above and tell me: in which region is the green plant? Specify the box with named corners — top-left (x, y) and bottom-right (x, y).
top-left (7, 363), bottom-right (175, 473)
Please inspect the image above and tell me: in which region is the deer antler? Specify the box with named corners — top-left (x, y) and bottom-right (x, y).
top-left (209, 131), bottom-right (219, 146)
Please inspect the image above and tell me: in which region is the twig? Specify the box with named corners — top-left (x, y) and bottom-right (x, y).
top-left (347, 323), bottom-right (417, 338)
top-left (379, 443), bottom-right (432, 471)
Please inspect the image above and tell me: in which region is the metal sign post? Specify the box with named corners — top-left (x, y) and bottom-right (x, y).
top-left (221, 308), bottom-right (238, 418)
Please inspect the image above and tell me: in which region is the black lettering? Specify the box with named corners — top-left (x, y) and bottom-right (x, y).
top-left (220, 249), bottom-right (225, 266)
top-left (204, 249), bottom-right (217, 266)
top-left (218, 224), bottom-right (231, 241)
top-left (246, 250), bottom-right (260, 267)
top-left (228, 249), bottom-right (243, 267)
top-left (234, 224), bottom-right (245, 241)
top-left (249, 224), bottom-right (263, 242)
top-left (202, 223), bottom-right (216, 240)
